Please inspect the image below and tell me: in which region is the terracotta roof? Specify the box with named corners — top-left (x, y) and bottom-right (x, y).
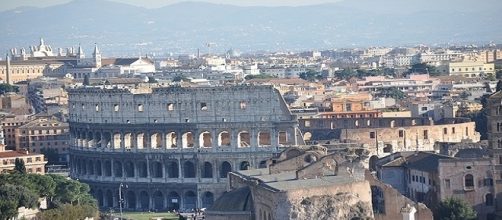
top-left (0, 150), bottom-right (42, 158)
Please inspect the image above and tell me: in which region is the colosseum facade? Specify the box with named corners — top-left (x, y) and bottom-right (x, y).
top-left (68, 85), bottom-right (302, 211)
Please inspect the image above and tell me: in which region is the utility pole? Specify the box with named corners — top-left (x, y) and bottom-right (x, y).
top-left (119, 183), bottom-right (128, 219)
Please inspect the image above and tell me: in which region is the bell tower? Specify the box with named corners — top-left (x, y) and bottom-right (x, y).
top-left (92, 44), bottom-right (101, 68)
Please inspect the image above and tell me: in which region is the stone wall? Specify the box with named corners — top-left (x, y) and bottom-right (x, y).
top-left (365, 171), bottom-right (433, 220)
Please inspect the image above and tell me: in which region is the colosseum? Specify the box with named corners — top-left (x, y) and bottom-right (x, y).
top-left (68, 85), bottom-right (303, 211)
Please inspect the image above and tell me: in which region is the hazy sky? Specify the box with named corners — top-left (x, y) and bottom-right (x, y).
top-left (0, 0), bottom-right (343, 11)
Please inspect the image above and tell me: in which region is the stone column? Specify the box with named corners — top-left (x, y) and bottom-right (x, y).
top-left (271, 128), bottom-right (279, 146)
top-left (212, 129), bottom-right (218, 149)
top-left (178, 158), bottom-right (182, 179)
top-left (250, 129), bottom-right (258, 149)
top-left (110, 159), bottom-right (115, 178)
top-left (161, 132), bottom-right (167, 149)
top-left (176, 131), bottom-right (182, 149)
top-left (146, 157), bottom-right (151, 178)
top-left (120, 133), bottom-right (125, 149)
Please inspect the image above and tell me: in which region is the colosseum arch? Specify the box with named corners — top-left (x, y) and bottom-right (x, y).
top-left (126, 191), bottom-right (136, 209)
top-left (151, 132), bottom-right (162, 149)
top-left (240, 161), bottom-right (250, 170)
top-left (94, 132), bottom-right (101, 148)
top-left (136, 133), bottom-right (145, 149)
top-left (153, 191), bottom-right (164, 210)
top-left (238, 131), bottom-right (251, 148)
top-left (199, 131), bottom-right (212, 148)
top-left (184, 161), bottom-right (196, 178)
top-left (124, 161), bottom-right (135, 177)
top-left (184, 191), bottom-right (197, 210)
top-left (97, 189), bottom-right (104, 207)
top-left (124, 133), bottom-right (133, 149)
top-left (182, 132), bottom-right (194, 148)
top-left (114, 161), bottom-right (123, 177)
top-left (218, 131), bottom-right (231, 147)
top-left (113, 133), bottom-right (121, 149)
top-left (167, 161), bottom-right (179, 178)
top-left (258, 131), bottom-right (271, 147)
top-left (96, 160), bottom-right (102, 176)
top-left (167, 191), bottom-right (180, 211)
top-left (103, 132), bottom-right (111, 148)
top-left (138, 161), bottom-right (148, 178)
top-left (104, 160), bottom-right (112, 177)
top-left (278, 131), bottom-right (288, 145)
top-left (106, 190), bottom-right (113, 208)
top-left (166, 132), bottom-right (177, 148)
top-left (259, 160), bottom-right (267, 168)
top-left (87, 161), bottom-right (94, 175)
top-left (220, 161), bottom-right (232, 178)
top-left (151, 161), bottom-right (163, 178)
top-left (202, 162), bottom-right (213, 178)
top-left (140, 191), bottom-right (150, 210)
top-left (202, 192), bottom-right (214, 208)
top-left (87, 131), bottom-right (94, 147)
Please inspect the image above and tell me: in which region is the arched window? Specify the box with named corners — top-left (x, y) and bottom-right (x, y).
top-left (486, 193), bottom-right (494, 206)
top-left (184, 161), bottom-right (196, 178)
top-left (202, 162), bottom-right (213, 178)
top-left (220, 161), bottom-right (232, 178)
top-left (464, 174), bottom-right (474, 189)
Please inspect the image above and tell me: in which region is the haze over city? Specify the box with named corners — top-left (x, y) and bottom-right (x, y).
top-left (1, 0), bottom-right (502, 220)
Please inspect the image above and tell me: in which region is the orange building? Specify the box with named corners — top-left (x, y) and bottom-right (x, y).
top-left (320, 93), bottom-right (382, 118)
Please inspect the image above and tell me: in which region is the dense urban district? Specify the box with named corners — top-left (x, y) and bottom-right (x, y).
top-left (1, 39), bottom-right (502, 220)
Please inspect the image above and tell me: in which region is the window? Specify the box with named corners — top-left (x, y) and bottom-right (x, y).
top-left (452, 127), bottom-right (455, 134)
top-left (114, 104), bottom-right (119, 112)
top-left (443, 128), bottom-right (447, 135)
top-left (167, 103), bottom-right (174, 111)
top-left (345, 103), bottom-right (352, 111)
top-left (445, 179), bottom-right (451, 189)
top-left (484, 178), bottom-right (494, 186)
top-left (305, 121), bottom-right (311, 127)
top-left (486, 194), bottom-right (494, 206)
top-left (370, 132), bottom-right (376, 139)
top-left (95, 104), bottom-right (100, 112)
top-left (240, 101), bottom-right (247, 109)
top-left (200, 103), bottom-right (208, 111)
top-left (423, 130), bottom-right (428, 139)
top-left (464, 174), bottom-right (474, 189)
top-left (421, 106), bottom-right (428, 111)
top-left (138, 104), bottom-right (144, 112)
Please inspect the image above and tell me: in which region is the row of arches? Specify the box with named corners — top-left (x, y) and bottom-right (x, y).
top-left (72, 129), bottom-right (291, 149)
top-left (73, 158), bottom-right (264, 180)
top-left (95, 189), bottom-right (214, 211)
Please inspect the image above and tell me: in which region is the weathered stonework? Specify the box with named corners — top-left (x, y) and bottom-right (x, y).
top-left (68, 85), bottom-right (302, 211)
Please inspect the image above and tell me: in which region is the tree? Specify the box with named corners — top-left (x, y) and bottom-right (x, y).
top-left (0, 184), bottom-right (39, 218)
top-left (496, 80), bottom-right (502, 92)
top-left (36, 204), bottom-right (98, 220)
top-left (299, 70), bottom-right (323, 82)
top-left (244, 74), bottom-right (276, 80)
top-left (148, 76), bottom-right (158, 83)
top-left (379, 87), bottom-right (406, 100)
top-left (14, 158), bottom-right (26, 174)
top-left (434, 198), bottom-right (477, 220)
top-left (0, 83), bottom-right (19, 95)
top-left (0, 200), bottom-right (17, 220)
top-left (408, 63), bottom-right (440, 76)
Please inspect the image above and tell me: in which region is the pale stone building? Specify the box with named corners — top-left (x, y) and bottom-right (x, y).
top-left (0, 147), bottom-right (47, 174)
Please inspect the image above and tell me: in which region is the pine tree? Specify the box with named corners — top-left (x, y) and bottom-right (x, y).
top-left (14, 158), bottom-right (26, 174)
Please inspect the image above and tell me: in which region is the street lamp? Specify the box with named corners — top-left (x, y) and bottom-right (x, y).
top-left (119, 183), bottom-right (128, 219)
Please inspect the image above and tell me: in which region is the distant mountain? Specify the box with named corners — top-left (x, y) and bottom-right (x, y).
top-left (1, 0), bottom-right (501, 56)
